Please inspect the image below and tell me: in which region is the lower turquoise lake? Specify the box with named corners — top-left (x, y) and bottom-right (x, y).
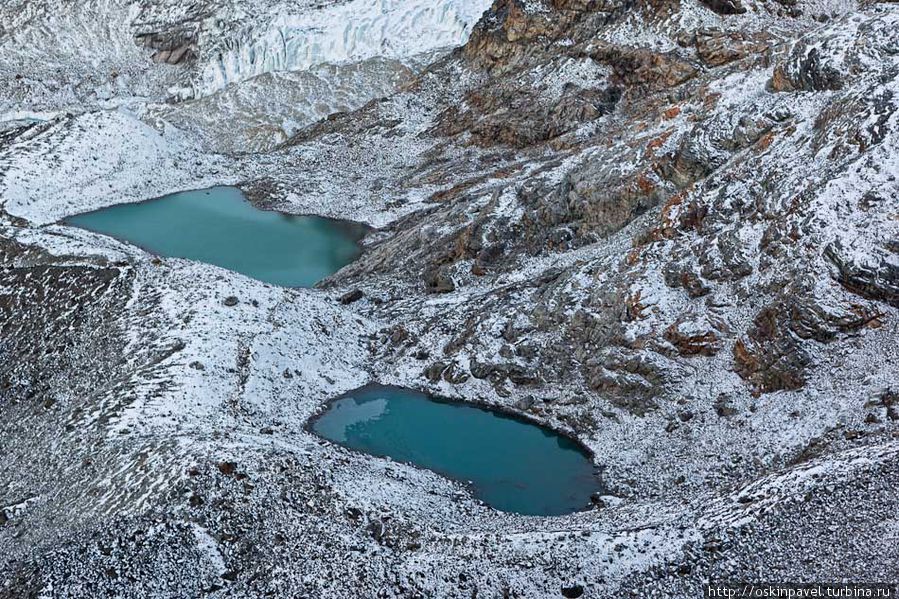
top-left (66, 186), bottom-right (366, 287)
top-left (312, 385), bottom-right (603, 516)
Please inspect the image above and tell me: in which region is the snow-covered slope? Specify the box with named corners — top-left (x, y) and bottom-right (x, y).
top-left (1, 0), bottom-right (898, 597)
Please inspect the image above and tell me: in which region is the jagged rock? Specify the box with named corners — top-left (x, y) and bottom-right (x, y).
top-left (868, 389), bottom-right (899, 421)
top-left (423, 266), bottom-right (456, 293)
top-left (591, 46), bottom-right (697, 91)
top-left (424, 362), bottom-right (447, 382)
top-left (444, 363), bottom-right (471, 384)
top-left (524, 150), bottom-right (665, 247)
top-left (770, 44), bottom-right (843, 92)
top-left (734, 303), bottom-right (811, 393)
top-left (728, 287), bottom-right (875, 393)
top-left (132, 2), bottom-right (209, 57)
top-left (700, 229), bottom-right (754, 281)
top-left (663, 263), bottom-right (711, 297)
top-left (770, 47), bottom-right (842, 92)
top-left (825, 241), bottom-right (899, 308)
top-left (151, 44), bottom-right (194, 64)
top-left (462, 0), bottom-right (592, 71)
top-left (435, 68), bottom-right (621, 147)
top-left (787, 294), bottom-right (881, 341)
top-left (665, 114), bottom-right (774, 187)
top-left (584, 348), bottom-right (664, 414)
top-left (664, 312), bottom-right (726, 356)
top-left (694, 30), bottom-right (769, 67)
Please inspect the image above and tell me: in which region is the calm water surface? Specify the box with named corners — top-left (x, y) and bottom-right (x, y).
top-left (312, 385), bottom-right (603, 516)
top-left (67, 186), bottom-right (365, 287)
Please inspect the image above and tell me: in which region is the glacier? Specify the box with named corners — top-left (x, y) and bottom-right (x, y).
top-left (194, 0), bottom-right (492, 96)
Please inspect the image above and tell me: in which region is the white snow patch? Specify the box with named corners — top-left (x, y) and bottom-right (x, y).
top-left (0, 109), bottom-right (232, 225)
top-left (192, 524), bottom-right (227, 575)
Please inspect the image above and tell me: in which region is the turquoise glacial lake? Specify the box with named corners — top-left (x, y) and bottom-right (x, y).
top-left (312, 385), bottom-right (603, 516)
top-left (66, 186), bottom-right (366, 287)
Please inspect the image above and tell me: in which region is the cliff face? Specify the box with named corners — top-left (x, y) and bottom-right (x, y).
top-left (1, 0), bottom-right (898, 596)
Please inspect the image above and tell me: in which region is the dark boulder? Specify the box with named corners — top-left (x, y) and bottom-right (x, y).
top-left (699, 0), bottom-right (746, 14)
top-left (561, 584), bottom-right (585, 598)
top-left (338, 289), bottom-right (364, 304)
top-left (423, 266), bottom-right (456, 294)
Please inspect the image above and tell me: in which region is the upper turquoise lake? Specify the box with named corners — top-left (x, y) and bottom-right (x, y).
top-left (312, 385), bottom-right (603, 516)
top-left (66, 186), bottom-right (366, 287)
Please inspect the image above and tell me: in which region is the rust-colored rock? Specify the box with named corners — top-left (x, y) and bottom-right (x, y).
top-left (694, 30), bottom-right (769, 67)
top-left (664, 313), bottom-right (726, 356)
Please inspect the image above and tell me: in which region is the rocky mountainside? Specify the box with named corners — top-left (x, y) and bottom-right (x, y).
top-left (1, 0), bottom-right (898, 596)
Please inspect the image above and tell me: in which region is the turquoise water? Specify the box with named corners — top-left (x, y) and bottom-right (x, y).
top-left (66, 186), bottom-right (366, 287)
top-left (312, 385), bottom-right (603, 516)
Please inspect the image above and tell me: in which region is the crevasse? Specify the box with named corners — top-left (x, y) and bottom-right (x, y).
top-left (196, 0), bottom-right (491, 96)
